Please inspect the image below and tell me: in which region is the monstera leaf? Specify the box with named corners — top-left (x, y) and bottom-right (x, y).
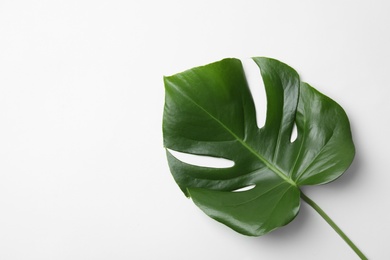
top-left (163, 57), bottom-right (366, 258)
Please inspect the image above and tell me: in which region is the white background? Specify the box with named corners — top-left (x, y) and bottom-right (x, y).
top-left (0, 1), bottom-right (389, 259)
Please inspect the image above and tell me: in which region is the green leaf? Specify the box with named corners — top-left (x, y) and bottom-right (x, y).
top-left (163, 57), bottom-right (354, 236)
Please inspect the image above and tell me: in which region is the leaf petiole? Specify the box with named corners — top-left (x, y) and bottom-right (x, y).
top-left (300, 191), bottom-right (368, 260)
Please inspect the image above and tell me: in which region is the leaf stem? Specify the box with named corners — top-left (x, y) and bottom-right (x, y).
top-left (300, 191), bottom-right (367, 260)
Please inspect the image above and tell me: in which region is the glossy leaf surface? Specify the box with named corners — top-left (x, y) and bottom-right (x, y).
top-left (163, 57), bottom-right (354, 236)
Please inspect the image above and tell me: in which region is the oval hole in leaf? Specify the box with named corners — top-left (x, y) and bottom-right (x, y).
top-left (241, 58), bottom-right (267, 129)
top-left (290, 122), bottom-right (298, 143)
top-left (167, 149), bottom-right (235, 168)
top-left (232, 184), bottom-right (256, 192)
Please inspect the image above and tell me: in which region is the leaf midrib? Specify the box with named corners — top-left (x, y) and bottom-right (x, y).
top-left (169, 79), bottom-right (296, 187)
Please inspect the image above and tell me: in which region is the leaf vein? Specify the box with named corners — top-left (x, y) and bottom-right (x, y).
top-left (168, 79), bottom-right (295, 186)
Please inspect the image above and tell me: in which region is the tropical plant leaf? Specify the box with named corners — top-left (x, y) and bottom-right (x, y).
top-left (163, 57), bottom-right (354, 236)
